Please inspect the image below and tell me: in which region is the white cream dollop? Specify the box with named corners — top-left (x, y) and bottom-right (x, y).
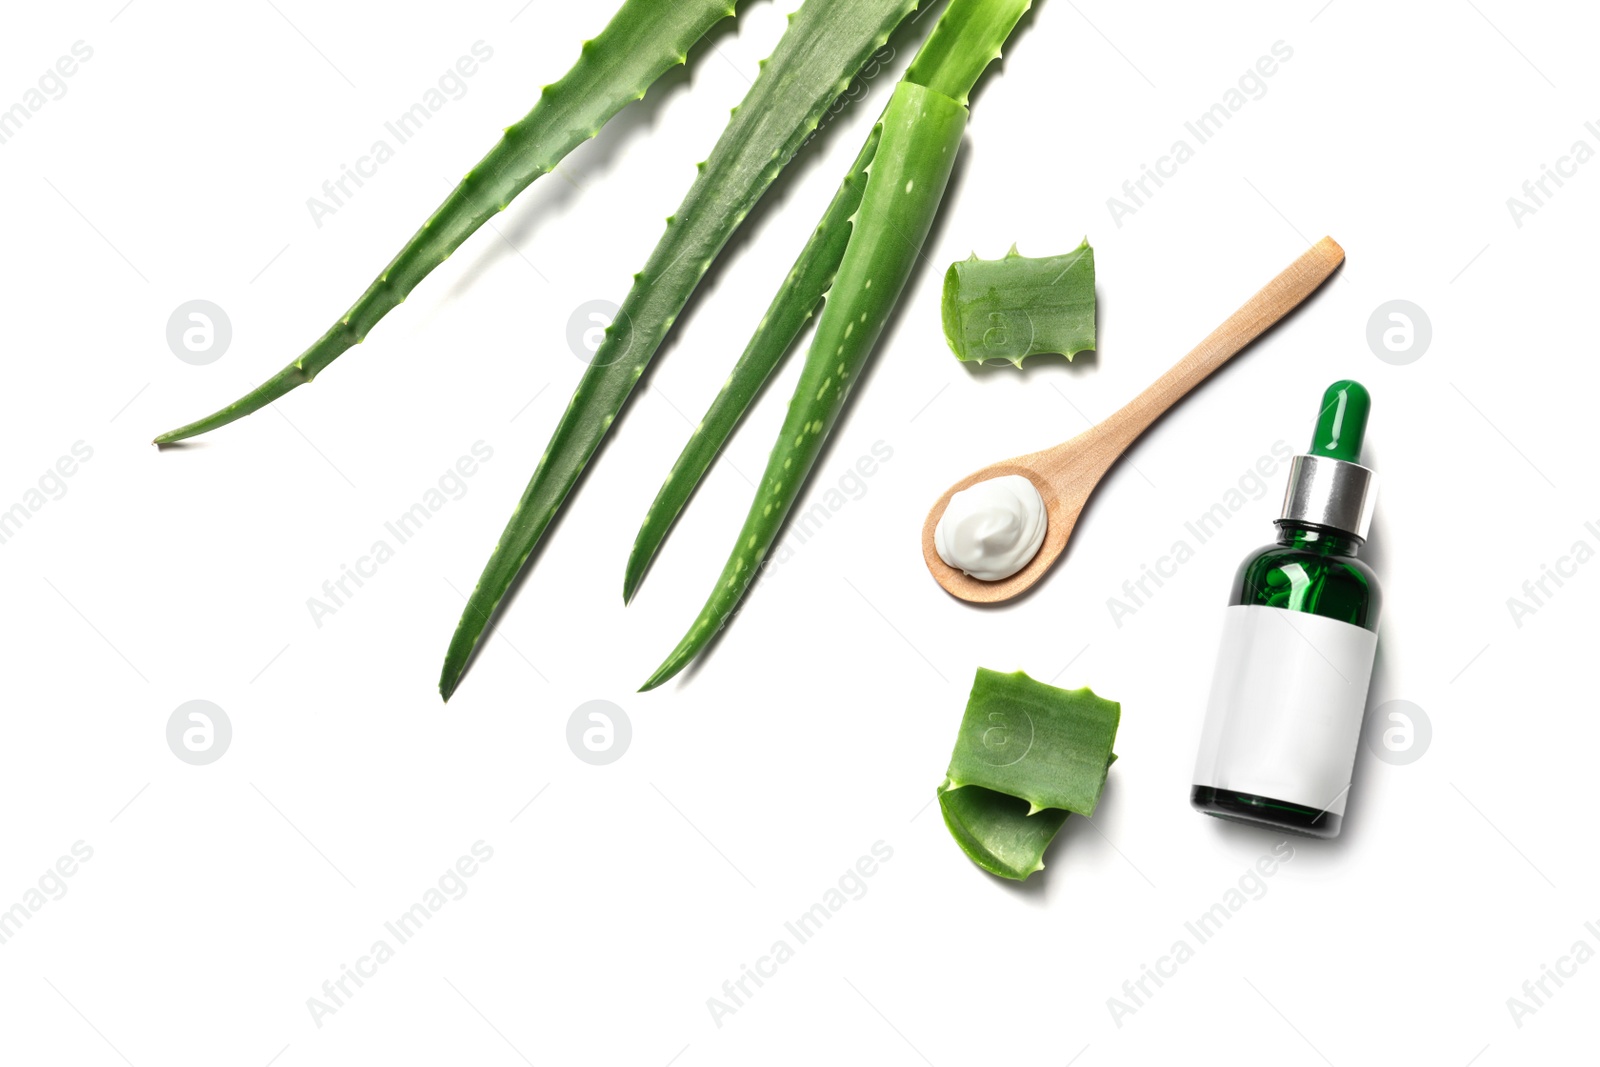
top-left (934, 474), bottom-right (1047, 581)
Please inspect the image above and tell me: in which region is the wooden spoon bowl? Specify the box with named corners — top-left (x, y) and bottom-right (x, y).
top-left (923, 237), bottom-right (1346, 604)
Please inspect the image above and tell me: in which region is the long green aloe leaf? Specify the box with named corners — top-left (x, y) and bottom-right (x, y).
top-left (439, 0), bottom-right (922, 700)
top-left (622, 126), bottom-right (882, 604)
top-left (643, 0), bottom-right (1032, 690)
top-left (153, 0), bottom-right (737, 445)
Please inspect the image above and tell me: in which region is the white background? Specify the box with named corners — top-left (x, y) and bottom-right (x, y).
top-left (1, 1), bottom-right (1593, 1063)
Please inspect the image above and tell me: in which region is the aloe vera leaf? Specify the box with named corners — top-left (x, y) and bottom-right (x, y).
top-left (940, 239), bottom-right (1096, 366)
top-left (622, 126), bottom-right (882, 605)
top-left (937, 781), bottom-right (1068, 881)
top-left (439, 0), bottom-right (922, 700)
top-left (642, 0), bottom-right (1032, 690)
top-left (902, 0), bottom-right (1031, 105)
top-left (152, 0), bottom-right (737, 446)
top-left (641, 79), bottom-right (967, 690)
top-left (945, 669), bottom-right (1120, 816)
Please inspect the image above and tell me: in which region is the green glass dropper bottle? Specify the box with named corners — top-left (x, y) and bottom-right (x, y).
top-left (1191, 380), bottom-right (1382, 838)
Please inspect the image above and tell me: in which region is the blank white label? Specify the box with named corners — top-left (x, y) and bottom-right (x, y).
top-left (1193, 604), bottom-right (1377, 816)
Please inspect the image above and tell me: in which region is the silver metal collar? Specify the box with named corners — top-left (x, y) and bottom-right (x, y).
top-left (1279, 454), bottom-right (1376, 540)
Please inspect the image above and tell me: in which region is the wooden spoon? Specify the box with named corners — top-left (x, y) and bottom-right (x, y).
top-left (923, 236), bottom-right (1345, 604)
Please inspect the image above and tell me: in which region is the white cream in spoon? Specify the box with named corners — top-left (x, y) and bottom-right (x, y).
top-left (934, 474), bottom-right (1048, 581)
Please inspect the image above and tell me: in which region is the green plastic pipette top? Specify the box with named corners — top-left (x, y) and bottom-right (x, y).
top-left (1310, 380), bottom-right (1370, 463)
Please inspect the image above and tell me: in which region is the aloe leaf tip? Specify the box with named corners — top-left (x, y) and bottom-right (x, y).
top-left (639, 645), bottom-right (690, 692)
top-left (153, 0), bottom-right (738, 446)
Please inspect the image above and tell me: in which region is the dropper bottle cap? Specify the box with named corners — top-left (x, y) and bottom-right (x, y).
top-left (1278, 380), bottom-right (1377, 540)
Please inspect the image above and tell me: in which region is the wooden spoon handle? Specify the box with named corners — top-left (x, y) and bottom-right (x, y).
top-left (1094, 236), bottom-right (1345, 450)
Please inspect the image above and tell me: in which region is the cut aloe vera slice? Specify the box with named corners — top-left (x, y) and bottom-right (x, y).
top-left (940, 240), bottom-right (1096, 366)
top-left (938, 669), bottom-right (1120, 881)
top-left (938, 781), bottom-right (1070, 881)
top-left (945, 669), bottom-right (1120, 816)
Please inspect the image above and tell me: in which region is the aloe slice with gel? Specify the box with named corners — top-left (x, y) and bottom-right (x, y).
top-left (939, 669), bottom-right (1120, 881)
